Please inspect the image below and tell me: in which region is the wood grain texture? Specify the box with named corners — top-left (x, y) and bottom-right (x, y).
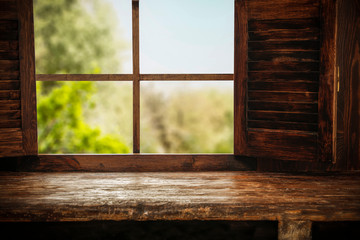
top-left (21, 155), bottom-right (256, 172)
top-left (234, 0), bottom-right (248, 155)
top-left (247, 130), bottom-right (317, 161)
top-left (278, 220), bottom-right (312, 240)
top-left (0, 172), bottom-right (359, 222)
top-left (336, 0), bottom-right (360, 170)
top-left (248, 91), bottom-right (318, 102)
top-left (18, 0), bottom-right (37, 155)
top-left (132, 0), bottom-right (140, 153)
top-left (248, 0), bottom-right (319, 20)
top-left (248, 101), bottom-right (318, 112)
top-left (318, 0), bottom-right (336, 162)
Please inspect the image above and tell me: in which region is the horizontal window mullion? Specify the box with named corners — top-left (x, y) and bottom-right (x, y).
top-left (140, 74), bottom-right (234, 81)
top-left (36, 74), bottom-right (133, 81)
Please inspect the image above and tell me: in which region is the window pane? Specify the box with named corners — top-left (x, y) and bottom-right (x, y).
top-left (140, 0), bottom-right (234, 74)
top-left (37, 81), bottom-right (132, 153)
top-left (34, 0), bottom-right (132, 74)
top-left (140, 81), bottom-right (233, 153)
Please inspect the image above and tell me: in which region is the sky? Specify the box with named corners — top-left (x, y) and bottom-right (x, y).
top-left (109, 0), bottom-right (234, 74)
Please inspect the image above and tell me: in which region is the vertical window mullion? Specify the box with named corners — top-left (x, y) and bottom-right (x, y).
top-left (132, 0), bottom-right (140, 153)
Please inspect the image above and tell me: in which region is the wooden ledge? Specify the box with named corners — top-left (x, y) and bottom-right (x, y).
top-left (0, 172), bottom-right (359, 222)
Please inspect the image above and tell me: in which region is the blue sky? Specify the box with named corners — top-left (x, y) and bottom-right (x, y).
top-left (110, 0), bottom-right (234, 74)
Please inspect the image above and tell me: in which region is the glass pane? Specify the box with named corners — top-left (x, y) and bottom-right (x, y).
top-left (140, 81), bottom-right (233, 153)
top-left (34, 0), bottom-right (132, 74)
top-left (37, 81), bottom-right (132, 153)
top-left (140, 0), bottom-right (234, 74)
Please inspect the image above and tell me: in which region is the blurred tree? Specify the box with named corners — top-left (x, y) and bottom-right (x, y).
top-left (35, 0), bottom-right (130, 153)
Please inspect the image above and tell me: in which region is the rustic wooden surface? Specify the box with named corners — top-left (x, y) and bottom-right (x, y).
top-left (237, 0), bottom-right (326, 162)
top-left (336, 0), bottom-right (360, 170)
top-left (0, 171), bottom-right (359, 222)
top-left (0, 1), bottom-right (24, 157)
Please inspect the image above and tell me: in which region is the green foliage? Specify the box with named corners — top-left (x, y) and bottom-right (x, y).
top-left (34, 0), bottom-right (125, 74)
top-left (37, 81), bottom-right (130, 153)
top-left (141, 85), bottom-right (233, 153)
top-left (35, 0), bottom-right (130, 153)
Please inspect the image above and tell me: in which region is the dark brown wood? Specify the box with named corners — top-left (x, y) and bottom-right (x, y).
top-left (0, 20), bottom-right (17, 31)
top-left (36, 74), bottom-right (133, 81)
top-left (247, 130), bottom-right (317, 161)
top-left (0, 100), bottom-right (20, 110)
top-left (248, 120), bottom-right (317, 132)
top-left (132, 0), bottom-right (140, 153)
top-left (0, 90), bottom-right (19, 100)
top-left (248, 29), bottom-right (319, 41)
top-left (0, 172), bottom-right (359, 222)
top-left (248, 51), bottom-right (319, 62)
top-left (0, 40), bottom-right (18, 50)
top-left (248, 91), bottom-right (318, 102)
top-left (248, 72), bottom-right (319, 82)
top-left (318, 0), bottom-right (336, 162)
top-left (140, 74), bottom-right (233, 81)
top-left (0, 51), bottom-right (18, 60)
top-left (248, 81), bottom-right (318, 92)
top-left (0, 60), bottom-right (19, 71)
top-left (248, 101), bottom-right (318, 112)
top-left (0, 72), bottom-right (19, 80)
top-left (248, 61), bottom-right (319, 72)
top-left (0, 80), bottom-right (19, 90)
top-left (248, 18), bottom-right (320, 31)
top-left (278, 220), bottom-right (312, 240)
top-left (234, 0), bottom-right (248, 155)
top-left (248, 41), bottom-right (320, 51)
top-left (248, 110), bottom-right (317, 123)
top-left (18, 0), bottom-right (37, 155)
top-left (24, 154), bottom-right (256, 172)
top-left (0, 128), bottom-right (22, 143)
top-left (336, 0), bottom-right (360, 170)
top-left (0, 110), bottom-right (20, 119)
top-left (248, 0), bottom-right (319, 20)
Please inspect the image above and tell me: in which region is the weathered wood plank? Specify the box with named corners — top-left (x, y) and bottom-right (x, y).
top-left (0, 20), bottom-right (17, 31)
top-left (248, 41), bottom-right (320, 51)
top-left (0, 172), bottom-right (359, 222)
top-left (0, 40), bottom-right (18, 50)
top-left (248, 0), bottom-right (319, 20)
top-left (249, 29), bottom-right (319, 41)
top-left (248, 91), bottom-right (318, 102)
top-left (30, 155), bottom-right (256, 172)
top-left (0, 60), bottom-right (19, 71)
top-left (0, 128), bottom-right (22, 143)
top-left (18, 0), bottom-right (37, 155)
top-left (0, 100), bottom-right (20, 110)
top-left (0, 71), bottom-right (19, 80)
top-left (248, 101), bottom-right (318, 113)
top-left (248, 110), bottom-right (318, 123)
top-left (0, 80), bottom-right (19, 90)
top-left (248, 72), bottom-right (319, 82)
top-left (247, 130), bottom-right (317, 161)
top-left (234, 0), bottom-right (248, 155)
top-left (0, 110), bottom-right (20, 119)
top-left (248, 120), bottom-right (318, 132)
top-left (248, 81), bottom-right (318, 92)
top-left (0, 90), bottom-right (20, 100)
top-left (248, 18), bottom-right (320, 31)
top-left (0, 119), bottom-right (21, 128)
top-left (0, 51), bottom-right (18, 60)
top-left (318, 0), bottom-right (336, 163)
top-left (248, 61), bottom-right (319, 72)
top-left (248, 51), bottom-right (319, 62)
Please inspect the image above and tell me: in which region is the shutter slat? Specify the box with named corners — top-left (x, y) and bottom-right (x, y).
top-left (248, 81), bottom-right (318, 92)
top-left (248, 120), bottom-right (318, 132)
top-left (248, 101), bottom-right (318, 113)
top-left (248, 61), bottom-right (319, 72)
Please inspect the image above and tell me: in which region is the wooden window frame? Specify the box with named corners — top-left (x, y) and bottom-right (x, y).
top-left (30, 0), bottom-right (253, 171)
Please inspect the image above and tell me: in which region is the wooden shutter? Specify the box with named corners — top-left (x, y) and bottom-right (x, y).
top-left (235, 0), bottom-right (336, 162)
top-left (0, 0), bottom-right (37, 157)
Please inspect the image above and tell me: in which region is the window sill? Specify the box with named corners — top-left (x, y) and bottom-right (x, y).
top-left (0, 171), bottom-right (359, 222)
